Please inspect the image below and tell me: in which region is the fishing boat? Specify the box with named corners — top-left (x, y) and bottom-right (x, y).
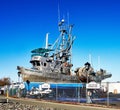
top-left (17, 19), bottom-right (112, 83)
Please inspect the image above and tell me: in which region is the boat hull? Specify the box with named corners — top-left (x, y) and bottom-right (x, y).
top-left (22, 74), bottom-right (79, 83)
top-left (18, 66), bottom-right (79, 83)
top-left (17, 66), bottom-right (112, 83)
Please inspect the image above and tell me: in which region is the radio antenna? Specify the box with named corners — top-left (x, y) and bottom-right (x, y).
top-left (58, 2), bottom-right (60, 23)
top-left (67, 12), bottom-right (70, 26)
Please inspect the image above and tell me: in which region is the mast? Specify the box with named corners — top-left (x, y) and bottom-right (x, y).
top-left (45, 33), bottom-right (49, 49)
top-left (98, 56), bottom-right (100, 70)
top-left (58, 2), bottom-right (60, 24)
top-left (69, 25), bottom-right (73, 64)
top-left (58, 19), bottom-right (67, 52)
top-left (89, 54), bottom-right (92, 65)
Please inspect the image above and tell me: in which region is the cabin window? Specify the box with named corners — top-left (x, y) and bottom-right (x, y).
top-left (33, 62), bottom-right (35, 66)
top-left (44, 63), bottom-right (46, 66)
top-left (41, 62), bottom-right (43, 65)
top-left (37, 62), bottom-right (40, 66)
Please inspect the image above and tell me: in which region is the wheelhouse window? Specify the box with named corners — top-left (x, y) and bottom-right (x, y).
top-left (36, 61), bottom-right (40, 66)
top-left (44, 63), bottom-right (46, 66)
top-left (32, 62), bottom-right (35, 66)
top-left (30, 61), bottom-right (40, 66)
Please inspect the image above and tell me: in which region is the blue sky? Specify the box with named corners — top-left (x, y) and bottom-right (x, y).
top-left (0, 0), bottom-right (120, 82)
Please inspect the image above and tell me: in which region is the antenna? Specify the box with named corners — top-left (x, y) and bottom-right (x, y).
top-left (67, 12), bottom-right (70, 26)
top-left (45, 33), bottom-right (49, 49)
top-left (58, 1), bottom-right (60, 24)
top-left (89, 54), bottom-right (92, 65)
top-left (98, 56), bottom-right (100, 70)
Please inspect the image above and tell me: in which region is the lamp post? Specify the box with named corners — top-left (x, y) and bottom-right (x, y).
top-left (6, 85), bottom-right (9, 103)
top-left (107, 82), bottom-right (109, 107)
top-left (84, 62), bottom-right (91, 103)
top-left (86, 71), bottom-right (89, 103)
